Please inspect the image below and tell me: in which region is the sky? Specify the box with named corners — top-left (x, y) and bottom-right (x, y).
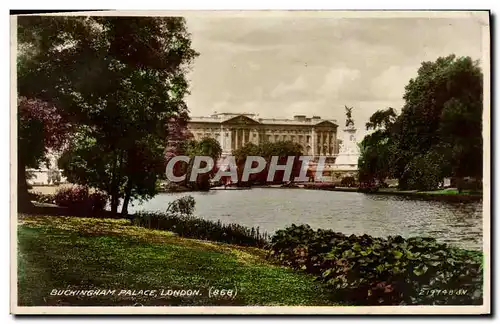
top-left (183, 12), bottom-right (486, 138)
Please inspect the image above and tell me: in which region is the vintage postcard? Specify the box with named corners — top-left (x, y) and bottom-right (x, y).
top-left (11, 10), bottom-right (490, 315)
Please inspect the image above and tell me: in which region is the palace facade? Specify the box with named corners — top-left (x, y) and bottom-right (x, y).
top-left (187, 112), bottom-right (340, 158)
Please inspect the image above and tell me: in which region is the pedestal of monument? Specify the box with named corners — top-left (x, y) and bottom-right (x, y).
top-left (333, 124), bottom-right (360, 174)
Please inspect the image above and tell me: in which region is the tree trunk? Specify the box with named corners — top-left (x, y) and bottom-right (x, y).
top-left (110, 153), bottom-right (119, 214)
top-left (121, 181), bottom-right (132, 215)
top-left (457, 177), bottom-right (463, 194)
top-left (17, 159), bottom-right (32, 212)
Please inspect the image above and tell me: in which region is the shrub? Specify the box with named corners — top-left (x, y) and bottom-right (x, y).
top-left (165, 195), bottom-right (196, 218)
top-left (456, 178), bottom-right (483, 193)
top-left (131, 196), bottom-right (269, 247)
top-left (268, 225), bottom-right (483, 305)
top-left (29, 192), bottom-right (55, 204)
top-left (132, 212), bottom-right (270, 247)
top-left (158, 182), bottom-right (190, 193)
top-left (340, 176), bottom-right (357, 187)
top-left (88, 192), bottom-right (108, 212)
top-left (304, 183), bottom-right (336, 190)
top-left (54, 186), bottom-right (109, 213)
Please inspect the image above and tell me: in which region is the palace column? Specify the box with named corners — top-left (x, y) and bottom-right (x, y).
top-left (324, 131), bottom-right (328, 156)
top-left (223, 127), bottom-right (231, 155)
top-left (219, 124), bottom-right (225, 152)
top-left (241, 129), bottom-right (245, 148)
top-left (327, 132), bottom-right (332, 156)
top-left (323, 131), bottom-right (328, 155)
top-left (331, 131), bottom-right (336, 155)
top-left (240, 129), bottom-right (244, 148)
top-left (231, 129), bottom-right (235, 151)
top-left (311, 128), bottom-right (316, 157)
top-left (235, 129), bottom-right (239, 150)
top-left (317, 130), bottom-right (321, 156)
top-left (323, 132), bottom-right (328, 155)
top-left (323, 132), bottom-right (327, 155)
top-left (318, 131), bottom-right (323, 155)
top-left (331, 132), bottom-right (335, 155)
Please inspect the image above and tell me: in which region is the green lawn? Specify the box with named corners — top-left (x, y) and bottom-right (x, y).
top-left (417, 189), bottom-right (481, 195)
top-left (17, 215), bottom-right (335, 306)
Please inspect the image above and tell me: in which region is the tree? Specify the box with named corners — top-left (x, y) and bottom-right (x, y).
top-left (233, 141), bottom-right (304, 185)
top-left (165, 112), bottom-right (194, 181)
top-left (165, 112), bottom-right (193, 160)
top-left (358, 108), bottom-right (397, 184)
top-left (404, 149), bottom-right (447, 191)
top-left (18, 16), bottom-right (199, 214)
top-left (395, 55), bottom-right (483, 188)
top-left (182, 137), bottom-right (222, 190)
top-left (358, 55), bottom-right (483, 190)
top-left (17, 97), bottom-right (72, 210)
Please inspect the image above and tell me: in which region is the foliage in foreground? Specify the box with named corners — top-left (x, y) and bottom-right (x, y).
top-left (268, 224), bottom-right (483, 305)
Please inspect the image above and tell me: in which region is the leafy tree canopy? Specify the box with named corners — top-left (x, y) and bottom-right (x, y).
top-left (358, 55), bottom-right (483, 190)
top-left (18, 16), bottom-right (199, 213)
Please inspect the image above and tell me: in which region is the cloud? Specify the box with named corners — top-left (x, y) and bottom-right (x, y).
top-left (184, 15), bottom-right (484, 127)
top-left (368, 65), bottom-right (420, 101)
top-left (270, 76), bottom-right (308, 98)
top-left (318, 68), bottom-right (361, 97)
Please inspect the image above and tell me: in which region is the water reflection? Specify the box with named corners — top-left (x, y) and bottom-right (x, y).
top-left (128, 188), bottom-right (483, 251)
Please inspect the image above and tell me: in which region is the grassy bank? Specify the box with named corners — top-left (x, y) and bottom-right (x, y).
top-left (17, 215), bottom-right (335, 306)
top-left (417, 189), bottom-right (481, 195)
top-left (295, 185), bottom-right (482, 202)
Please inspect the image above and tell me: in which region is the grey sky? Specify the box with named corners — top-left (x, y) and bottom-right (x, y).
top-left (184, 13), bottom-right (485, 137)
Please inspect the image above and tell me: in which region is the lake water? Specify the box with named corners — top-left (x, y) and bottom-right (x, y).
top-left (128, 188), bottom-right (483, 251)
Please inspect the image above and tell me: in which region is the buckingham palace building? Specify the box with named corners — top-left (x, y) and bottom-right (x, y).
top-left (187, 112), bottom-right (341, 160)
